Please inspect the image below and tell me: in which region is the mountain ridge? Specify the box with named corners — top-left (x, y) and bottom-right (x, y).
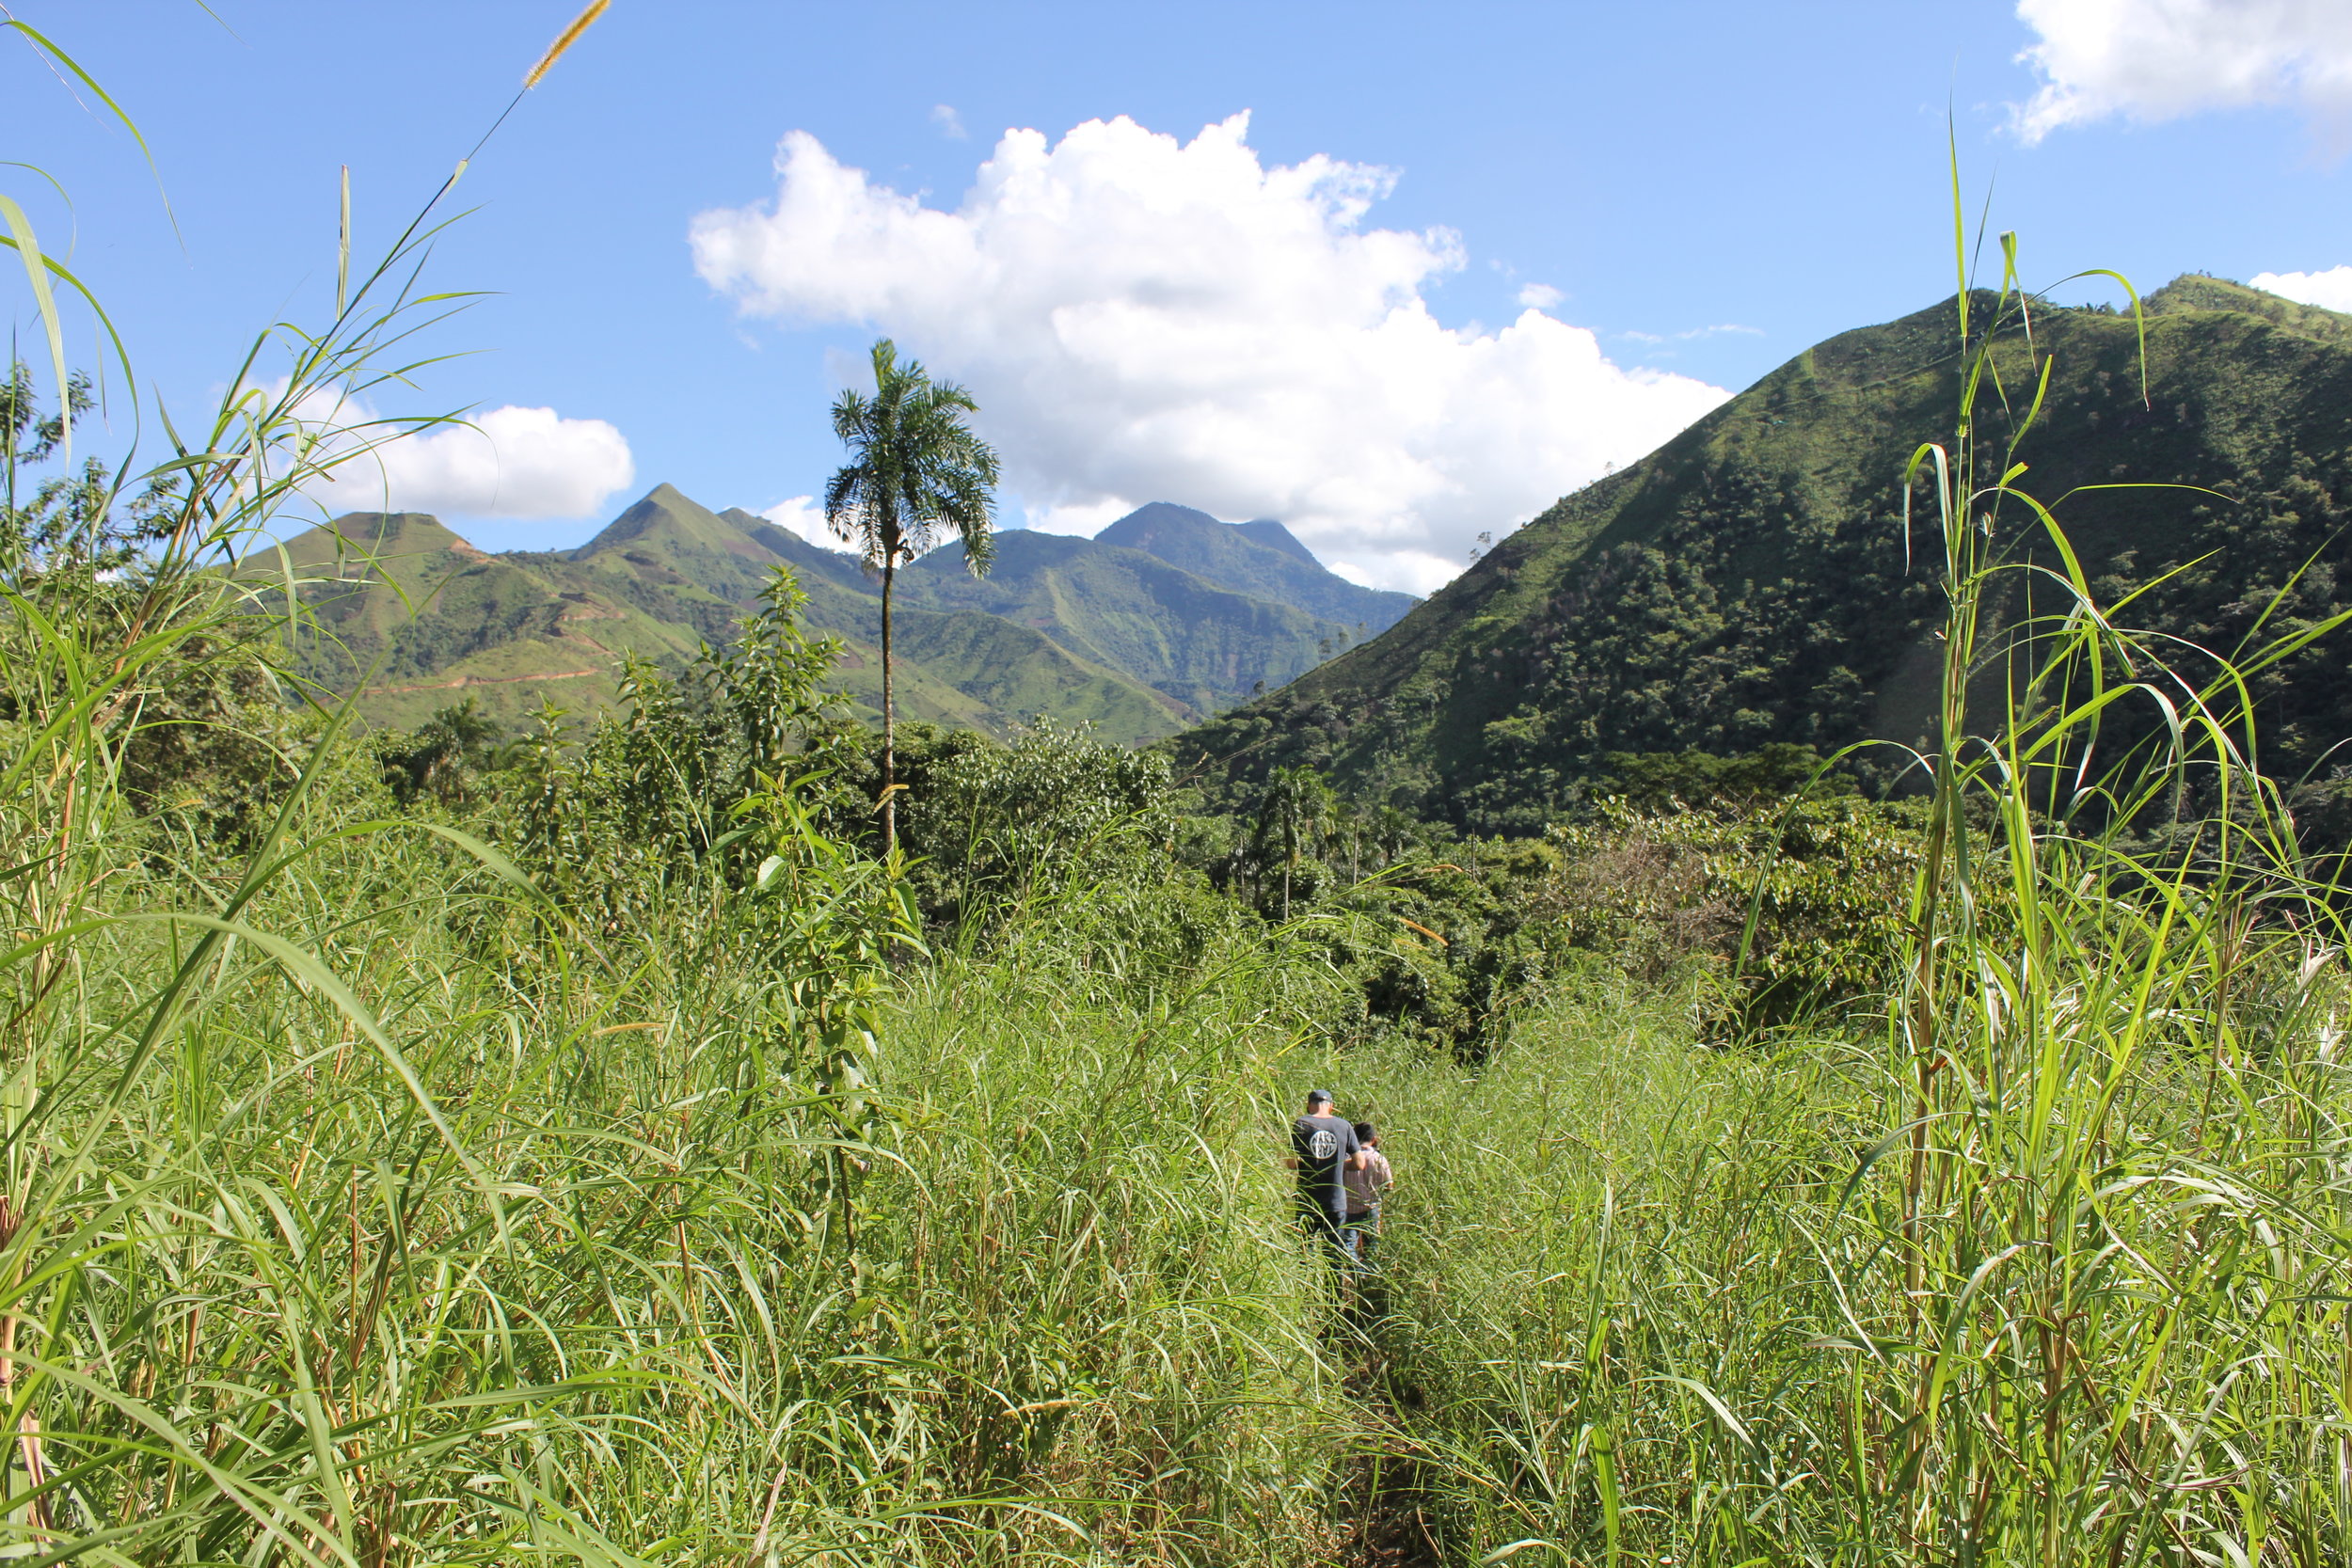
top-left (1172, 275), bottom-right (2352, 832)
top-left (1092, 501), bottom-right (1414, 629)
top-left (269, 490), bottom-right (1409, 742)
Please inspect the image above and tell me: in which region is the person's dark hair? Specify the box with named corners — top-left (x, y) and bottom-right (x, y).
top-left (1353, 1121), bottom-right (1375, 1141)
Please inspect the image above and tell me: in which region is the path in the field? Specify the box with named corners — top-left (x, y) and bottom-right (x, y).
top-left (1329, 1279), bottom-right (1444, 1567)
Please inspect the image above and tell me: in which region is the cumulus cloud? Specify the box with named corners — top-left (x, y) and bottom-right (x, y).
top-left (690, 112), bottom-right (1728, 592)
top-left (2251, 263), bottom-right (2352, 310)
top-left (1023, 496), bottom-right (1142, 538)
top-left (1517, 281), bottom-right (1565, 309)
top-left (759, 493), bottom-right (834, 545)
top-left (310, 404), bottom-right (634, 519)
top-left (2013, 0), bottom-right (2352, 145)
top-left (930, 103), bottom-right (967, 141)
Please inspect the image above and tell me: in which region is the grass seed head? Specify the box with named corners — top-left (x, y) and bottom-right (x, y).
top-left (524, 0), bottom-right (610, 89)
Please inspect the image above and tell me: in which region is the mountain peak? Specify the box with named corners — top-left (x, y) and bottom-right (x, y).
top-left (1093, 501), bottom-right (1416, 628)
top-left (1175, 280), bottom-right (2352, 833)
top-left (2145, 273), bottom-right (2352, 344)
top-left (571, 483), bottom-right (750, 561)
top-left (1099, 500), bottom-right (1223, 537)
top-left (1234, 518), bottom-right (1319, 565)
top-left (278, 510), bottom-right (478, 567)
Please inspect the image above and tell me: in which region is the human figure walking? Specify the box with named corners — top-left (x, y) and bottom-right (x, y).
top-left (1343, 1121), bottom-right (1391, 1272)
top-left (1289, 1089), bottom-right (1361, 1270)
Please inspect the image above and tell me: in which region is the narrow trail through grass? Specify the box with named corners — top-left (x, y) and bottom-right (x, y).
top-left (9, 36), bottom-right (2352, 1554)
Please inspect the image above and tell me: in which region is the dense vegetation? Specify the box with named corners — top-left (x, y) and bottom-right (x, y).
top-left (1178, 276), bottom-right (2352, 834)
top-left (24, 298), bottom-right (2352, 1557)
top-left (13, 21), bottom-right (2352, 1561)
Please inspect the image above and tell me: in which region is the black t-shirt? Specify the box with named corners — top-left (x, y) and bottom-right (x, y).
top-left (1292, 1115), bottom-right (1360, 1208)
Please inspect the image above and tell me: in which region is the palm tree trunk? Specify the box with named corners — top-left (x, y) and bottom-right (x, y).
top-left (880, 555), bottom-right (897, 854)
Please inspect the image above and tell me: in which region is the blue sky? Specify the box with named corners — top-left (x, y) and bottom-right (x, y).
top-left (8, 1), bottom-right (2351, 590)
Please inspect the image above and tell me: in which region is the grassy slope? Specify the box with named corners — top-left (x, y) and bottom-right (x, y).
top-left (892, 608), bottom-right (1195, 743)
top-left (273, 489), bottom-right (1200, 738)
top-left (1175, 277), bottom-right (2352, 828)
top-left (269, 511), bottom-right (703, 732)
top-left (903, 531), bottom-right (1357, 713)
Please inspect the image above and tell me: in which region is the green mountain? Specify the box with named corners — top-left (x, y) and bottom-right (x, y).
top-left (704, 492), bottom-right (1387, 721)
top-left (654, 495), bottom-right (1406, 716)
top-left (270, 486), bottom-right (1382, 743)
top-left (900, 529), bottom-right (1364, 713)
top-left (1093, 502), bottom-right (1416, 631)
top-left (1173, 276), bottom-right (2352, 833)
top-left (891, 608), bottom-right (1191, 738)
top-left (274, 511), bottom-right (705, 733)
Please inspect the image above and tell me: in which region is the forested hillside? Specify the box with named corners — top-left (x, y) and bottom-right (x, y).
top-left (278, 486), bottom-right (1401, 738)
top-left (1177, 276), bottom-right (2352, 832)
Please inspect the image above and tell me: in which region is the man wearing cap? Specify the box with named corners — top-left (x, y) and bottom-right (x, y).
top-left (1288, 1089), bottom-right (1361, 1268)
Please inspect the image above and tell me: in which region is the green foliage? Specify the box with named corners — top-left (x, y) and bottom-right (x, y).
top-left (1536, 793), bottom-right (1930, 1026)
top-left (1591, 739), bottom-right (1854, 809)
top-left (1248, 764), bottom-right (1343, 920)
top-left (1178, 277), bottom-right (2352, 833)
top-left (908, 720), bottom-right (1172, 901)
top-left (1177, 751), bottom-right (1907, 1049)
top-left (509, 571), bottom-right (853, 923)
top-left (824, 338), bottom-right (1002, 579)
top-left (374, 695), bottom-right (504, 807)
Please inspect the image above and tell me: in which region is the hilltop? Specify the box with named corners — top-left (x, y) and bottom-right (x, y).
top-left (272, 487), bottom-right (1411, 741)
top-left (1173, 276), bottom-right (2352, 832)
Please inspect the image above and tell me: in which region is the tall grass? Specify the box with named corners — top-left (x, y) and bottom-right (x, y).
top-left (0, 21), bottom-right (1370, 1563)
top-left (14, 20), bottom-right (2352, 1562)
top-left (1348, 230), bottom-right (2352, 1563)
top-left (0, 822), bottom-right (1361, 1560)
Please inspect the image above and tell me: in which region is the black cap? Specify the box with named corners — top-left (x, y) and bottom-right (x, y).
top-left (1306, 1088), bottom-right (1334, 1106)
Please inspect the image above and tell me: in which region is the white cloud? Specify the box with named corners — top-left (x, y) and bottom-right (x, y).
top-left (759, 493), bottom-right (834, 545)
top-left (690, 113), bottom-right (1728, 593)
top-left (2013, 0), bottom-right (2352, 145)
top-left (930, 103), bottom-right (967, 141)
top-left (1517, 281), bottom-right (1565, 309)
top-left (1618, 323), bottom-right (1763, 348)
top-left (2251, 263), bottom-right (2352, 310)
top-left (1023, 495), bottom-right (1138, 536)
top-left (311, 404), bottom-right (634, 519)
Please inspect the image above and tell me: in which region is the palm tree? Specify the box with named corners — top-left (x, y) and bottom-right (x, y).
top-left (1250, 765), bottom-right (1340, 920)
top-left (824, 339), bottom-right (1000, 852)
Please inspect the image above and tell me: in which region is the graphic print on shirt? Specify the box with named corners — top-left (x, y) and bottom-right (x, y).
top-left (1292, 1115), bottom-right (1359, 1207)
